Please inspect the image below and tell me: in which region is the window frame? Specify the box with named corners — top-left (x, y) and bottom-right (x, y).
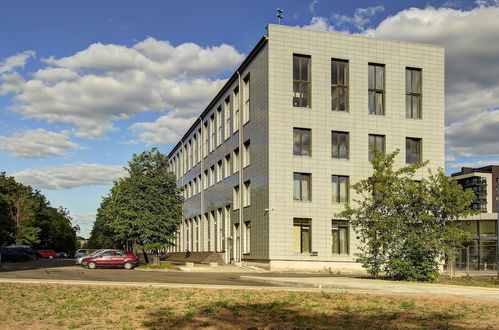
top-left (406, 67), bottom-right (422, 119)
top-left (293, 172), bottom-right (312, 201)
top-left (332, 220), bottom-right (349, 254)
top-left (293, 54), bottom-right (311, 108)
top-left (332, 175), bottom-right (349, 203)
top-left (406, 137), bottom-right (422, 164)
top-left (331, 130), bottom-right (349, 159)
top-left (368, 63), bottom-right (385, 115)
top-left (331, 59), bottom-right (349, 112)
top-left (293, 127), bottom-right (312, 156)
top-left (368, 134), bottom-right (386, 159)
top-left (293, 218), bottom-right (312, 254)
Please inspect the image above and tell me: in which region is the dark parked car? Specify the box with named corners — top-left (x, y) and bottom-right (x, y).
top-left (7, 246), bottom-right (40, 260)
top-left (81, 250), bottom-right (138, 270)
top-left (0, 247), bottom-right (30, 262)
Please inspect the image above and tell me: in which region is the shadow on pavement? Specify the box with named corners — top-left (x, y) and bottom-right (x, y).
top-left (0, 259), bottom-right (76, 272)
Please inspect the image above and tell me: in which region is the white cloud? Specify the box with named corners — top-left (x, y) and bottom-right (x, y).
top-left (0, 50), bottom-right (35, 74)
top-left (302, 17), bottom-right (336, 31)
top-left (448, 159), bottom-right (499, 169)
top-left (309, 0), bottom-right (319, 13)
top-left (331, 6), bottom-right (384, 31)
top-left (130, 113), bottom-right (196, 146)
top-left (0, 128), bottom-right (83, 158)
top-left (11, 163), bottom-right (126, 190)
top-left (0, 38), bottom-right (244, 139)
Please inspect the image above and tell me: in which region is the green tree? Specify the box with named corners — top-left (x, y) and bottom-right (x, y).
top-left (89, 148), bottom-right (183, 264)
top-left (338, 148), bottom-right (475, 281)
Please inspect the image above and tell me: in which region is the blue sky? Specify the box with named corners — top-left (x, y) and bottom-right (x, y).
top-left (1, 0), bottom-right (499, 238)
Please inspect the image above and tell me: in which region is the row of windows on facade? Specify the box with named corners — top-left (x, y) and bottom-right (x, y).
top-left (294, 55), bottom-right (422, 119)
top-left (184, 208), bottom-right (251, 254)
top-left (182, 142), bottom-right (250, 199)
top-left (294, 173), bottom-right (349, 203)
top-left (183, 213), bottom-right (350, 255)
top-left (170, 76), bottom-right (250, 179)
top-left (294, 128), bottom-right (422, 164)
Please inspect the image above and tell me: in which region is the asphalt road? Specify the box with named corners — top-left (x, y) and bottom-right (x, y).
top-left (0, 259), bottom-right (330, 287)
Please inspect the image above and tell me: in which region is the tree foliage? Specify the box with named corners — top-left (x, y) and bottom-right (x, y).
top-left (87, 148), bottom-right (183, 263)
top-left (338, 148), bottom-right (475, 281)
top-left (0, 172), bottom-right (78, 253)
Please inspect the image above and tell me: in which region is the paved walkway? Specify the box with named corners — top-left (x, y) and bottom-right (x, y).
top-left (240, 276), bottom-right (499, 302)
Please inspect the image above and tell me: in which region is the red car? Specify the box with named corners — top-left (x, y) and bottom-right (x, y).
top-left (37, 250), bottom-right (57, 258)
top-left (81, 250), bottom-right (138, 270)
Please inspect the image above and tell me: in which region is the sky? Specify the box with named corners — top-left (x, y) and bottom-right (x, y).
top-left (1, 0), bottom-right (499, 238)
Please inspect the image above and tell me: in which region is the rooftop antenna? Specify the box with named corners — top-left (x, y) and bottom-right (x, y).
top-left (276, 8), bottom-right (284, 24)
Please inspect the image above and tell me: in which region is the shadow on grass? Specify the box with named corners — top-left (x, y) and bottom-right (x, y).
top-left (142, 300), bottom-right (464, 329)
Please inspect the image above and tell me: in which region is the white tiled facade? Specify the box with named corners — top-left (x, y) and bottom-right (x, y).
top-left (167, 25), bottom-right (445, 271)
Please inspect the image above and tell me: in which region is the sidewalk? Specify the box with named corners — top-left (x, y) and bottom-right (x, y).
top-left (239, 276), bottom-right (499, 302)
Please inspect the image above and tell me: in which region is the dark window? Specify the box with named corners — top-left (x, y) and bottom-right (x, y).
top-left (406, 68), bottom-right (422, 119)
top-left (293, 173), bottom-right (311, 201)
top-left (332, 175), bottom-right (349, 203)
top-left (293, 218), bottom-right (311, 253)
top-left (406, 137), bottom-right (422, 163)
top-left (332, 131), bottom-right (349, 159)
top-left (332, 59), bottom-right (348, 111)
top-left (368, 134), bottom-right (386, 159)
top-left (293, 128), bottom-right (311, 156)
top-left (293, 55), bottom-right (311, 107)
top-left (368, 64), bottom-right (385, 115)
top-left (332, 220), bottom-right (349, 254)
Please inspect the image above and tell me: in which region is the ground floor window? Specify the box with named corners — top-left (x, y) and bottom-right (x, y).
top-left (332, 220), bottom-right (349, 254)
top-left (243, 221), bottom-right (251, 254)
top-left (293, 218), bottom-right (311, 253)
top-left (456, 220), bottom-right (498, 270)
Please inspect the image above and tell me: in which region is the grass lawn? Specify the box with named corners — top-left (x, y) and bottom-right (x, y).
top-left (0, 283), bottom-right (498, 329)
top-left (435, 276), bottom-right (499, 288)
top-left (137, 262), bottom-right (180, 271)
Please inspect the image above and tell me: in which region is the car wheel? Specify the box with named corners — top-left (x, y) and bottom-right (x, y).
top-left (123, 262), bottom-right (133, 270)
top-left (88, 262), bottom-right (97, 269)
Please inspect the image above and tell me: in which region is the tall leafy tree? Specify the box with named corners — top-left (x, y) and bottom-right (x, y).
top-left (89, 148), bottom-right (183, 264)
top-left (338, 148), bottom-right (475, 281)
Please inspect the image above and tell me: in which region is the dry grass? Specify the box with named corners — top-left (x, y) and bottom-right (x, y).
top-left (435, 276), bottom-right (499, 288)
top-left (137, 262), bottom-right (180, 271)
top-left (0, 283), bottom-right (498, 329)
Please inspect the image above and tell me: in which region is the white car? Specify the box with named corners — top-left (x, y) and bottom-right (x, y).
top-left (75, 249), bottom-right (105, 265)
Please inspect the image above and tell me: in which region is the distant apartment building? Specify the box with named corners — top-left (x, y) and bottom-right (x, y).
top-left (167, 25), bottom-right (445, 271)
top-left (451, 166), bottom-right (499, 270)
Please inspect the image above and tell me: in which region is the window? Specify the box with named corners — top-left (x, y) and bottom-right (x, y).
top-left (332, 175), bottom-right (349, 203)
top-left (243, 75), bottom-right (250, 124)
top-left (193, 135), bottom-right (198, 165)
top-left (243, 181), bottom-right (251, 207)
top-left (216, 160), bottom-right (223, 183)
top-left (224, 154), bottom-right (231, 178)
top-left (197, 129), bottom-right (201, 162)
top-left (293, 173), bottom-right (311, 201)
top-left (217, 106), bottom-right (222, 146)
top-left (188, 140), bottom-right (193, 170)
top-left (203, 170), bottom-right (208, 190)
top-left (331, 59), bottom-right (348, 111)
top-left (233, 148), bottom-right (239, 174)
top-left (331, 131), bottom-right (349, 159)
top-left (233, 88), bottom-right (240, 132)
top-left (332, 220), bottom-right (349, 254)
top-left (368, 63), bottom-right (385, 115)
top-left (209, 114), bottom-right (215, 152)
top-left (293, 54), bottom-right (311, 107)
top-left (293, 128), bottom-right (311, 156)
top-left (406, 137), bottom-right (422, 163)
top-left (243, 140), bottom-right (250, 167)
top-left (368, 134), bottom-right (385, 159)
top-left (243, 221), bottom-right (251, 254)
top-left (203, 121), bottom-right (208, 157)
top-left (224, 97), bottom-right (231, 139)
top-left (293, 218), bottom-right (311, 253)
top-left (217, 208), bottom-right (223, 252)
top-left (209, 165), bottom-right (215, 187)
top-left (233, 185), bottom-right (240, 210)
top-left (406, 68), bottom-right (422, 119)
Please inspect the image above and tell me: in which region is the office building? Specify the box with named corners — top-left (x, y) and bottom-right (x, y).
top-left (167, 24), bottom-right (445, 271)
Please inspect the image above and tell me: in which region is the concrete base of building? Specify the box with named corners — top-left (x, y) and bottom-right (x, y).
top-left (242, 259), bottom-right (367, 273)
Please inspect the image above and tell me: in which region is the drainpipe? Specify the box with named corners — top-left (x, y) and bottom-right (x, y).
top-left (199, 118), bottom-right (204, 253)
